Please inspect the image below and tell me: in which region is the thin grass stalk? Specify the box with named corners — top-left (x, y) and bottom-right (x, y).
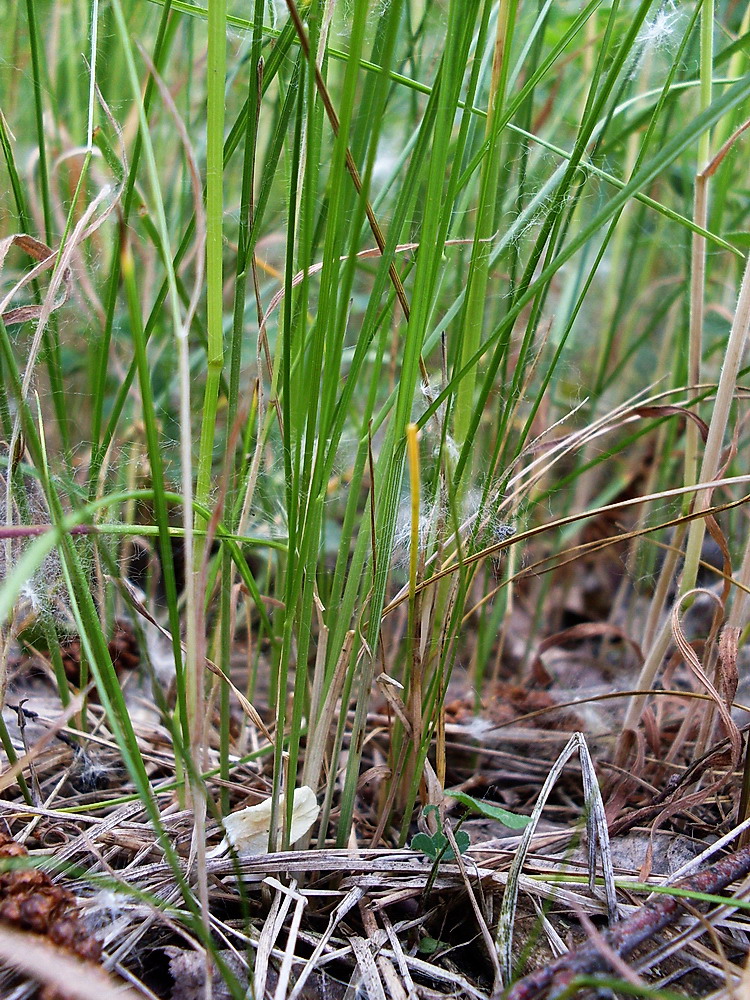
top-left (59, 6), bottom-right (82, 142)
top-left (680, 137), bottom-right (750, 591)
top-left (1, 2), bottom-right (20, 112)
top-left (452, 0), bottom-right (515, 460)
top-left (86, 0), bottom-right (100, 150)
top-left (0, 114), bottom-right (33, 232)
top-left (194, 0), bottom-right (226, 513)
top-left (396, 570), bottom-right (463, 846)
top-left (0, 713), bottom-right (32, 806)
top-left (119, 239), bottom-right (192, 745)
top-left (25, 0), bottom-right (52, 242)
top-left (310, 4), bottom-right (407, 730)
top-left (133, 38), bottom-right (209, 821)
top-left (501, 2), bottom-right (548, 306)
top-left (228, 0), bottom-right (265, 448)
top-left (301, 629), bottom-right (353, 801)
top-left (683, 0), bottom-right (714, 516)
top-left (218, 554), bottom-right (232, 815)
top-left (234, 77), bottom-right (303, 535)
top-left (403, 423), bottom-right (422, 807)
top-left (731, 533), bottom-right (750, 839)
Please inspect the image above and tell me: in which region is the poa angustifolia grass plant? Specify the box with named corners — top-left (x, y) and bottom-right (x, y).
top-left (1, 6), bottom-right (750, 994)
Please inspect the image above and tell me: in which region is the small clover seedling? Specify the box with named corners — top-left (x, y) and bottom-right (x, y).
top-left (411, 799), bottom-right (530, 900)
top-left (410, 827), bottom-right (471, 862)
top-left (410, 804), bottom-right (470, 862)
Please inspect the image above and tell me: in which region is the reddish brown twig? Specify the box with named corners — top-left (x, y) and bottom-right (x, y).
top-left (497, 842), bottom-right (750, 999)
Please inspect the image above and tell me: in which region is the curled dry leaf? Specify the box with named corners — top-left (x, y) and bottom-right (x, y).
top-left (211, 786), bottom-right (319, 858)
top-left (0, 234), bottom-right (71, 326)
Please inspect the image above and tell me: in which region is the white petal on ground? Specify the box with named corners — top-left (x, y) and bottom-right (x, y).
top-left (213, 786), bottom-right (319, 858)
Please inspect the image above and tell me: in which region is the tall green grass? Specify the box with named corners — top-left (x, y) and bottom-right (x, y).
top-left (1, 0), bottom-right (749, 979)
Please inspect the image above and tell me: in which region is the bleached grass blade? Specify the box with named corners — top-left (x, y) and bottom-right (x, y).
top-left (381, 913), bottom-right (419, 1000)
top-left (287, 887), bottom-right (365, 1000)
top-left (530, 896), bottom-right (568, 959)
top-left (254, 879), bottom-right (293, 1000)
top-left (496, 732), bottom-right (618, 987)
top-left (444, 819), bottom-right (503, 994)
top-left (350, 936), bottom-right (387, 1000)
top-left (301, 629), bottom-right (354, 798)
top-left (272, 880), bottom-right (307, 1000)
